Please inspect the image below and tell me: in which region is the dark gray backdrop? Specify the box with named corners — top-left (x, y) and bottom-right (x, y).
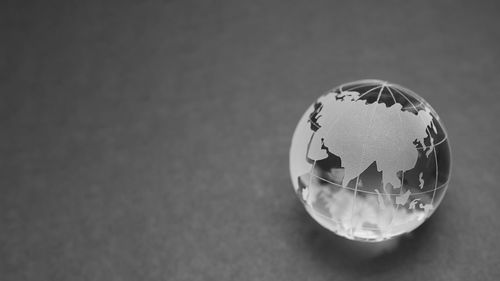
top-left (2, 0), bottom-right (500, 280)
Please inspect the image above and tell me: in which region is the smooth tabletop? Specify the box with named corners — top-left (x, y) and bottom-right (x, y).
top-left (2, 0), bottom-right (500, 280)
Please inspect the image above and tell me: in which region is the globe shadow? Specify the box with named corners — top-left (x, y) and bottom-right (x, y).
top-left (290, 202), bottom-right (443, 276)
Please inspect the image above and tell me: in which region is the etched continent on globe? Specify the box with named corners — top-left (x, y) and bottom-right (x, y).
top-left (290, 80), bottom-right (451, 242)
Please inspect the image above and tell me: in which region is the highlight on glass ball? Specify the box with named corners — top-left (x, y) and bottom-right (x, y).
top-left (289, 79), bottom-right (451, 242)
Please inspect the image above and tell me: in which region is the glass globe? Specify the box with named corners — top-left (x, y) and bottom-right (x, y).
top-left (290, 79), bottom-right (451, 242)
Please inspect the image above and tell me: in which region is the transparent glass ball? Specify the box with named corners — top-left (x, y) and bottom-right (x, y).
top-left (290, 80), bottom-right (451, 242)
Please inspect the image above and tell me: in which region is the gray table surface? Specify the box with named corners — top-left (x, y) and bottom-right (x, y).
top-left (2, 0), bottom-right (500, 280)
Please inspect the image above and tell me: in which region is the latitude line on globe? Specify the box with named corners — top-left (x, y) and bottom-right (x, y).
top-left (392, 86), bottom-right (440, 206)
top-left (308, 173), bottom-right (450, 196)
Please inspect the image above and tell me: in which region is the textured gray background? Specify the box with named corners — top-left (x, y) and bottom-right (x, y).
top-left (1, 0), bottom-right (500, 280)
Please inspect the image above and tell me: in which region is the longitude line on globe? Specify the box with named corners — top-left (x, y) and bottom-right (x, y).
top-left (306, 84), bottom-right (381, 202)
top-left (305, 160), bottom-right (317, 202)
top-left (340, 82), bottom-right (380, 93)
top-left (392, 86), bottom-right (440, 205)
top-left (386, 85), bottom-right (406, 229)
top-left (355, 85), bottom-right (383, 101)
top-left (349, 83), bottom-right (385, 235)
